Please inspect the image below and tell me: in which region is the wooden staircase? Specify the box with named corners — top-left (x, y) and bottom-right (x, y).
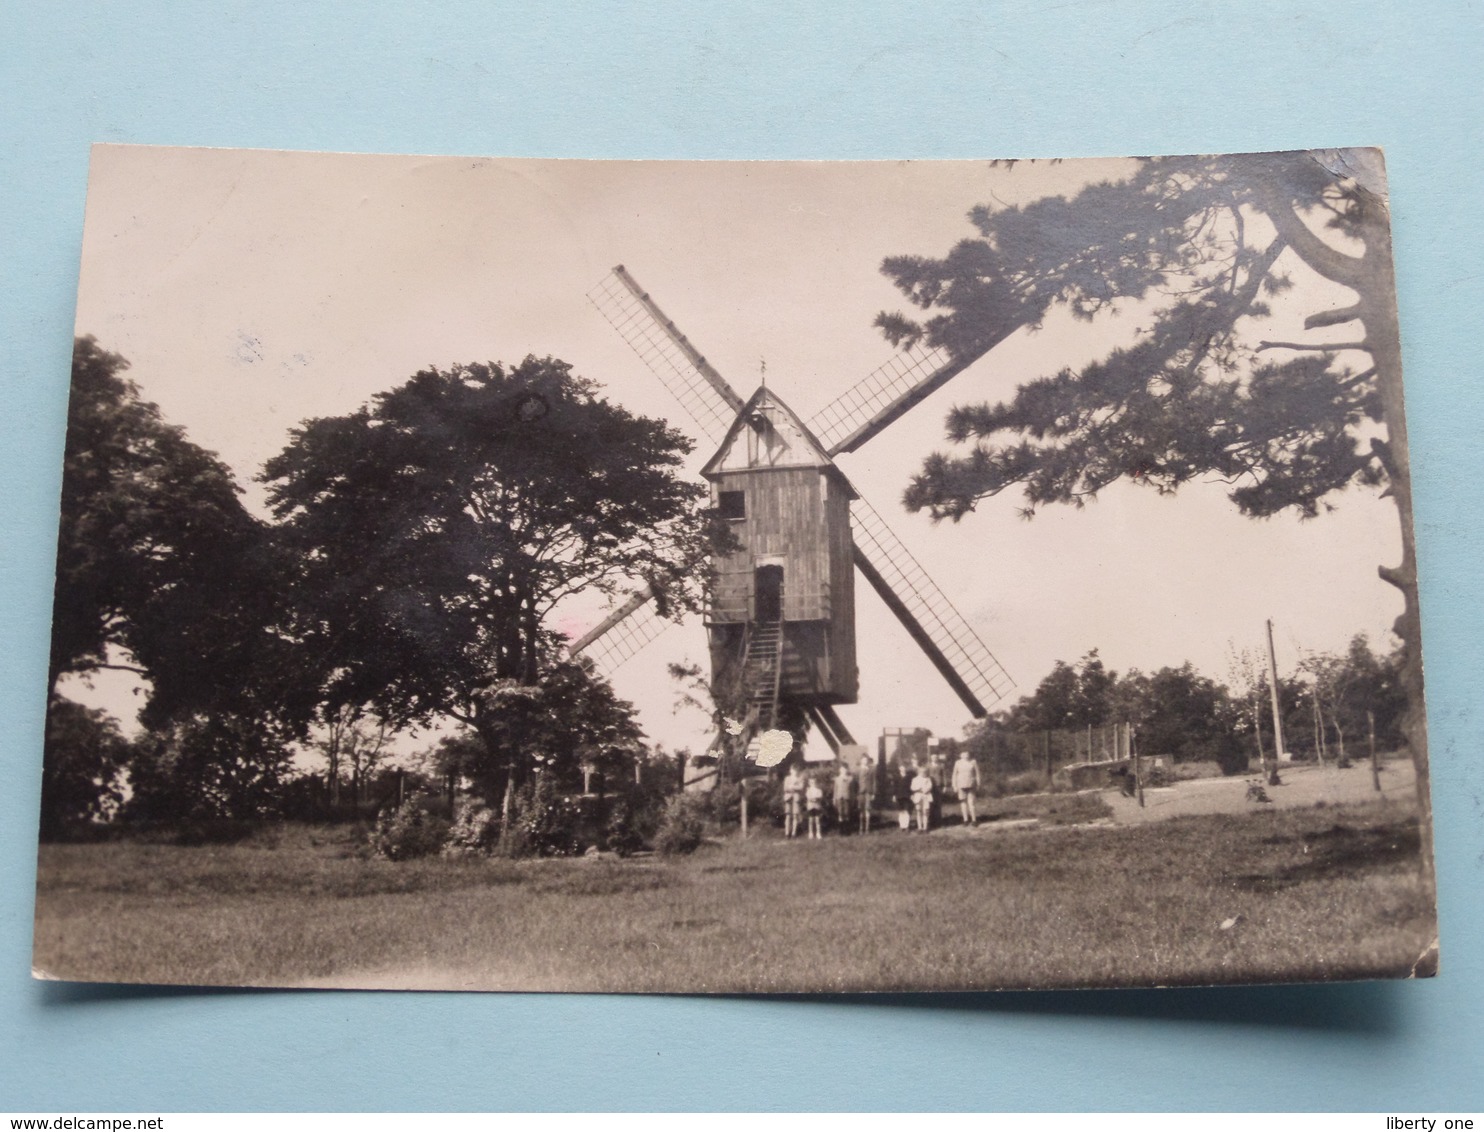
top-left (741, 619), bottom-right (785, 733)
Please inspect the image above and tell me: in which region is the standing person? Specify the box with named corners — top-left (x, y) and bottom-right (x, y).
top-left (782, 764), bottom-right (805, 839)
top-left (928, 753), bottom-right (947, 828)
top-left (952, 750), bottom-right (982, 826)
top-left (893, 760), bottom-right (913, 829)
top-left (910, 763), bottom-right (934, 832)
top-left (832, 762), bottom-right (856, 835)
top-left (805, 774), bottom-right (825, 840)
top-left (856, 754), bottom-right (876, 834)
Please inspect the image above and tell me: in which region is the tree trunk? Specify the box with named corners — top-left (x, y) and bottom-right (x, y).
top-left (1369, 710), bottom-right (1382, 792)
top-left (1313, 695), bottom-right (1326, 766)
top-left (1253, 700), bottom-right (1266, 767)
top-left (1362, 211), bottom-right (1433, 893)
top-left (1262, 177), bottom-right (1429, 887)
top-left (501, 770), bottom-right (515, 833)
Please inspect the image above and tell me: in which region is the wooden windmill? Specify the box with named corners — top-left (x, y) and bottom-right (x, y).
top-left (568, 265), bottom-right (1017, 760)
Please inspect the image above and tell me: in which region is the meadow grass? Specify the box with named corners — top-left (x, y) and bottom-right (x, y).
top-left (32, 799), bottom-right (1433, 992)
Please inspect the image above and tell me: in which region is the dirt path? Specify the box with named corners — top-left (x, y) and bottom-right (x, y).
top-left (1102, 757), bottom-right (1418, 825)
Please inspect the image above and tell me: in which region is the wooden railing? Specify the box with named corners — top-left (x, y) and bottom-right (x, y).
top-left (705, 575), bottom-right (831, 623)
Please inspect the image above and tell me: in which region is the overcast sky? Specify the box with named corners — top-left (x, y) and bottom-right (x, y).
top-left (68, 146), bottom-right (1405, 757)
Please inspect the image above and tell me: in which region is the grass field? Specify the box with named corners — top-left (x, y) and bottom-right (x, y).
top-left (32, 798), bottom-right (1434, 992)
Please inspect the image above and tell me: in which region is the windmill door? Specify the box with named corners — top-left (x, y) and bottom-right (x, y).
top-left (755, 563), bottom-right (784, 622)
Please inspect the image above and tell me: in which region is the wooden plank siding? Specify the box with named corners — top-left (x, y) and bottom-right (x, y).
top-left (709, 467), bottom-right (832, 622)
top-left (704, 466), bottom-right (858, 703)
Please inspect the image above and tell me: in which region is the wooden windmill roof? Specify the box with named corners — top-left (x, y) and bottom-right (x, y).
top-left (700, 387), bottom-right (852, 494)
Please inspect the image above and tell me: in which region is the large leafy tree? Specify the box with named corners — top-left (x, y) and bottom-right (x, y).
top-left (125, 711), bottom-right (296, 825)
top-left (50, 337), bottom-right (290, 726)
top-left (47, 339), bottom-right (305, 827)
top-left (1135, 663), bottom-right (1244, 771)
top-left (262, 356), bottom-right (715, 808)
top-left (877, 150), bottom-right (1432, 878)
top-left (1000, 649), bottom-right (1114, 732)
top-left (39, 697), bottom-right (132, 838)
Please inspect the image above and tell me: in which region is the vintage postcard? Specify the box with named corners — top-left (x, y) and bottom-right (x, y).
top-left (34, 146), bottom-right (1436, 991)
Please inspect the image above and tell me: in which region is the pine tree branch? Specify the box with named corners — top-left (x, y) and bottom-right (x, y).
top-left (94, 662), bottom-right (148, 676)
top-left (1305, 303), bottom-right (1364, 330)
top-left (1257, 340), bottom-right (1368, 353)
top-left (1254, 188), bottom-right (1367, 288)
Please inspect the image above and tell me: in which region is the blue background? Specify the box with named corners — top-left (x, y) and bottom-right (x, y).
top-left (3, 0), bottom-right (1482, 1111)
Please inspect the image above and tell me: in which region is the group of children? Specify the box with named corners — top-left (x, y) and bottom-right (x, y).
top-left (779, 751), bottom-right (982, 838)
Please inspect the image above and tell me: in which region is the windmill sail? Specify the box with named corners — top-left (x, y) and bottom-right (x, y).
top-left (849, 496), bottom-right (1014, 717)
top-left (567, 586), bottom-right (672, 674)
top-left (810, 318), bottom-right (1025, 455)
top-left (811, 345), bottom-right (963, 455)
top-left (575, 266), bottom-right (747, 668)
top-left (588, 265), bottom-right (744, 443)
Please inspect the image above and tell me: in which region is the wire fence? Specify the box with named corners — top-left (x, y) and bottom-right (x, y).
top-left (972, 723), bottom-right (1134, 777)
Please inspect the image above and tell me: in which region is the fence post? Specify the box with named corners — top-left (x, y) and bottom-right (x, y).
top-left (1132, 724), bottom-right (1144, 807)
top-left (1369, 709), bottom-right (1381, 792)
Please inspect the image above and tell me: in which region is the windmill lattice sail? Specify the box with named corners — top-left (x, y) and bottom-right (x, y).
top-left (567, 587), bottom-right (671, 674)
top-left (849, 496), bottom-right (1014, 717)
top-left (809, 345), bottom-right (962, 455)
top-left (587, 266), bottom-right (742, 443)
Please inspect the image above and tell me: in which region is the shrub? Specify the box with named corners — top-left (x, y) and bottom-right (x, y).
top-left (442, 803), bottom-right (500, 857)
top-left (602, 781), bottom-right (674, 855)
top-left (1213, 736), bottom-right (1251, 777)
top-left (677, 775), bottom-right (781, 831)
top-left (370, 798), bottom-right (450, 861)
top-left (654, 795), bottom-right (706, 856)
top-left (1141, 761), bottom-right (1175, 789)
top-left (688, 780), bottom-right (739, 825)
top-left (1003, 770), bottom-right (1049, 797)
top-left (741, 776), bottom-right (783, 826)
top-left (502, 776), bottom-right (583, 858)
top-left (603, 797), bottom-right (647, 857)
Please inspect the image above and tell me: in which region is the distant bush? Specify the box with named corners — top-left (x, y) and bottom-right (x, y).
top-left (654, 796), bottom-right (706, 856)
top-left (1212, 737), bottom-right (1251, 777)
top-left (442, 803), bottom-right (500, 857)
top-left (502, 776), bottom-right (582, 858)
top-left (1141, 761), bottom-right (1175, 788)
top-left (370, 798), bottom-right (450, 861)
top-left (986, 772), bottom-right (1053, 798)
top-left (1002, 770), bottom-right (1050, 796)
top-left (601, 778), bottom-right (676, 855)
top-left (742, 777), bottom-right (783, 826)
top-left (691, 780), bottom-right (740, 825)
top-left (602, 796), bottom-right (648, 857)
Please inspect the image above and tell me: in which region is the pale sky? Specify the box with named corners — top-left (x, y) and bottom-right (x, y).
top-left (68, 146), bottom-right (1405, 757)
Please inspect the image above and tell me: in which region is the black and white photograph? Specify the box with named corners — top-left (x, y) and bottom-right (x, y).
top-left (33, 145), bottom-right (1437, 992)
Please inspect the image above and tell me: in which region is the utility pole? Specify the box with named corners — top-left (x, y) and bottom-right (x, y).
top-left (1265, 619), bottom-right (1286, 786)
